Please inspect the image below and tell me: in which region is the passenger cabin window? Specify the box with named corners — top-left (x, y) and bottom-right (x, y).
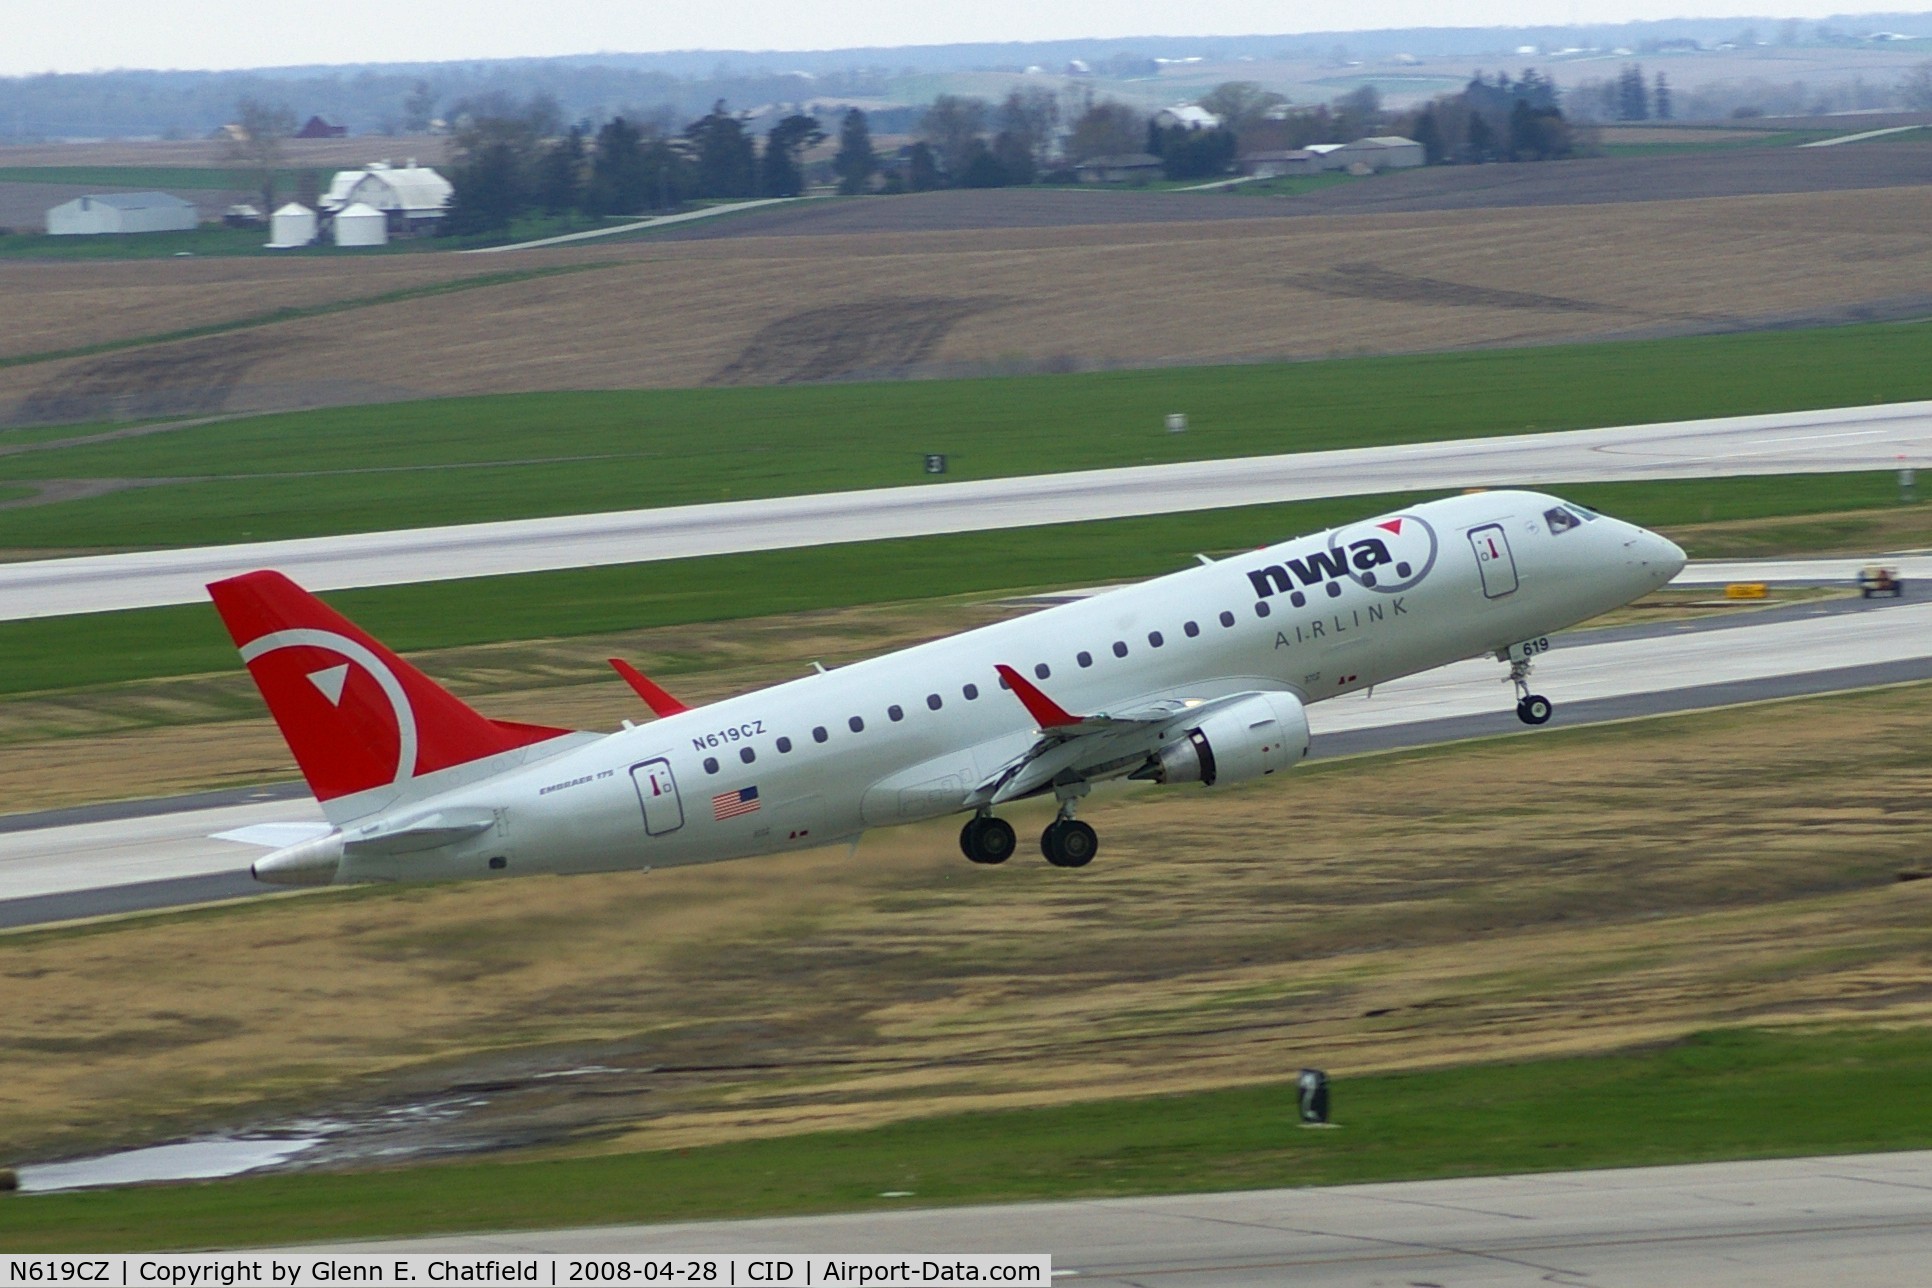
top-left (1219, 611), bottom-right (1236, 628)
top-left (703, 756), bottom-right (720, 774)
top-left (1255, 602), bottom-right (1272, 618)
top-left (927, 693), bottom-right (943, 711)
top-left (1034, 663), bottom-right (1051, 680)
top-left (777, 736), bottom-right (793, 753)
top-left (1148, 631), bottom-right (1164, 648)
top-left (1184, 621), bottom-right (1200, 638)
top-left (813, 726), bottom-right (828, 743)
top-left (888, 704), bottom-right (904, 722)
top-left (963, 683), bottom-right (979, 700)
top-left (740, 747), bottom-right (756, 764)
top-left (1112, 641), bottom-right (1128, 658)
top-left (849, 716), bottom-right (865, 733)
top-left (1077, 651), bottom-right (1093, 668)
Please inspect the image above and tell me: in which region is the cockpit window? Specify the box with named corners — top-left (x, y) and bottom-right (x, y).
top-left (1569, 504), bottom-right (1599, 522)
top-left (1544, 506), bottom-right (1581, 534)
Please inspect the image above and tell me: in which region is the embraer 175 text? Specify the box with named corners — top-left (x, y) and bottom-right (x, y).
top-left (213, 490), bottom-right (1685, 884)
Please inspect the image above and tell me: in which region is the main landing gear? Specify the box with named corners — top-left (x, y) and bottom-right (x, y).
top-left (1506, 655), bottom-right (1554, 726)
top-left (959, 813), bottom-right (1017, 865)
top-left (959, 800), bottom-right (1098, 869)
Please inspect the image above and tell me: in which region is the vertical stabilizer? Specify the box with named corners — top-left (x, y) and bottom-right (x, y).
top-left (208, 571), bottom-right (576, 818)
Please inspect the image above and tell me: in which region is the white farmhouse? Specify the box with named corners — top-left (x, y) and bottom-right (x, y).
top-left (320, 160), bottom-right (452, 233)
top-left (46, 192), bottom-right (197, 235)
top-left (1154, 105), bottom-right (1223, 131)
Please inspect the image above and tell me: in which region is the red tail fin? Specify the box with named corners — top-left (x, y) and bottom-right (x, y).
top-left (208, 571), bottom-right (572, 805)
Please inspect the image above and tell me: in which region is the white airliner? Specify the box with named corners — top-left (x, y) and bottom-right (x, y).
top-left (214, 489), bottom-right (1685, 884)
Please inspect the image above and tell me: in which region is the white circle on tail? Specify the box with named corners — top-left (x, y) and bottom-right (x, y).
top-left (238, 628), bottom-right (420, 787)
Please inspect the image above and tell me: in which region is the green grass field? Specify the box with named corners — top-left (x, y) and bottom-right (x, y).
top-left (3, 1027), bottom-right (1926, 1251)
top-left (3, 318), bottom-right (1928, 550)
top-left (0, 473), bottom-right (1900, 696)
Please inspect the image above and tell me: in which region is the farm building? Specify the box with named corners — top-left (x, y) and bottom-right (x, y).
top-left (1333, 136), bottom-right (1426, 170)
top-left (1155, 105), bottom-right (1222, 131)
top-left (1239, 149), bottom-right (1326, 178)
top-left (45, 191), bottom-right (197, 235)
top-left (1075, 153), bottom-right (1164, 184)
top-left (297, 115), bottom-right (348, 139)
top-left (332, 202), bottom-right (388, 247)
top-left (268, 202), bottom-right (317, 247)
top-left (319, 160), bottom-right (452, 233)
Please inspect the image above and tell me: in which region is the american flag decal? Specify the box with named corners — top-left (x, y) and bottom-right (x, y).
top-left (712, 785), bottom-right (761, 820)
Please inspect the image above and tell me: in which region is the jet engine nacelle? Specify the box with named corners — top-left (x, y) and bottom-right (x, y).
top-left (1147, 691), bottom-right (1310, 787)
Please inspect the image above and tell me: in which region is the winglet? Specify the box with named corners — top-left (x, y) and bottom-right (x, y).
top-left (609, 658), bottom-right (691, 717)
top-left (994, 664), bottom-right (1081, 729)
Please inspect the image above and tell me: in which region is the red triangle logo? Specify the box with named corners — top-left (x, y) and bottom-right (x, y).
top-left (1376, 519), bottom-right (1404, 534)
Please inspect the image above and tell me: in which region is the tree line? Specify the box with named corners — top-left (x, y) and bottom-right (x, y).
top-left (443, 97), bottom-right (825, 233)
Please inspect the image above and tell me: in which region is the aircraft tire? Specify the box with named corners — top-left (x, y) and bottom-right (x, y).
top-left (1518, 694), bottom-right (1554, 726)
top-left (961, 816), bottom-right (1017, 865)
top-left (1042, 819), bottom-right (1098, 868)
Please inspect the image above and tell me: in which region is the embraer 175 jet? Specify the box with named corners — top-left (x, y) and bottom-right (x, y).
top-left (214, 490), bottom-right (1685, 885)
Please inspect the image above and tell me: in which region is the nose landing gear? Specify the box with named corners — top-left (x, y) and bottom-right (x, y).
top-left (1505, 653), bottom-right (1554, 726)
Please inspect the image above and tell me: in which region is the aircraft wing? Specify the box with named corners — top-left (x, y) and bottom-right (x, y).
top-left (969, 665), bottom-right (1264, 806)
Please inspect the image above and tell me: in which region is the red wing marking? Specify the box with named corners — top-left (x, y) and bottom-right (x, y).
top-left (994, 664), bottom-right (1081, 729)
top-left (609, 659), bottom-right (691, 717)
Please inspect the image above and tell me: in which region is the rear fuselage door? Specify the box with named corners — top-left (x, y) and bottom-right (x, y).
top-left (631, 758), bottom-right (684, 835)
top-left (1468, 523), bottom-right (1519, 598)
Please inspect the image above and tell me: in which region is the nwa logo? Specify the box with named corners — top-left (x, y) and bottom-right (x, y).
top-left (1246, 514), bottom-right (1438, 606)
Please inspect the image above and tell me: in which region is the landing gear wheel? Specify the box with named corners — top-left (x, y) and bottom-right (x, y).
top-left (1041, 819), bottom-right (1098, 869)
top-left (1517, 694), bottom-right (1553, 726)
top-left (960, 815), bottom-right (1016, 865)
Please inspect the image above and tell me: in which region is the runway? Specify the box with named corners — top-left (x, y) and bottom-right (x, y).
top-left (287, 1149), bottom-right (1932, 1286)
top-left (2, 577), bottom-right (1925, 930)
top-left (1, 400), bottom-right (1926, 620)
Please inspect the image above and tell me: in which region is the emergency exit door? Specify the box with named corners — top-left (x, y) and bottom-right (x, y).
top-left (1468, 523), bottom-right (1518, 598)
top-left (630, 759), bottom-right (684, 835)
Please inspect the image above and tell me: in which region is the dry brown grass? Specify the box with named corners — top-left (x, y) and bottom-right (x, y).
top-left (3, 186), bottom-right (1930, 413)
top-left (5, 682), bottom-right (1932, 1160)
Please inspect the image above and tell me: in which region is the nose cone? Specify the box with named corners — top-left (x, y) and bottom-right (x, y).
top-left (1627, 527), bottom-right (1688, 589)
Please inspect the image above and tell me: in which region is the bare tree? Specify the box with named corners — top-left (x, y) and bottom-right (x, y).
top-left (919, 95), bottom-right (989, 179)
top-left (1066, 100), bottom-right (1146, 163)
top-left (1198, 81), bottom-right (1289, 140)
top-left (226, 97), bottom-right (299, 214)
top-left (996, 86), bottom-right (1060, 168)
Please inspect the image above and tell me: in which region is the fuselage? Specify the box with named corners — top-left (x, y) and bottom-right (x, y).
top-left (323, 489), bottom-right (1684, 883)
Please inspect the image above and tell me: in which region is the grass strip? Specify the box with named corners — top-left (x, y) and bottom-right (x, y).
top-left (3, 1026), bottom-right (1928, 1251)
top-left (0, 473), bottom-right (1901, 696)
top-left (0, 262), bottom-right (615, 372)
top-left (1, 317), bottom-right (1928, 549)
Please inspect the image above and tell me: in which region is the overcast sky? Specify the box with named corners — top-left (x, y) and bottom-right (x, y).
top-left (5, 1), bottom-right (1893, 76)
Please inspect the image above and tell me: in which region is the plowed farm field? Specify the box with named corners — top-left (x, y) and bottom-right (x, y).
top-left (4, 181), bottom-right (1931, 423)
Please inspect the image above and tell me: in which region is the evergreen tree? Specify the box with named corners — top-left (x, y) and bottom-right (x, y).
top-left (535, 127), bottom-right (585, 215)
top-left (584, 116), bottom-right (647, 216)
top-left (760, 113), bottom-right (824, 197)
top-left (443, 141), bottom-right (524, 233)
top-left (906, 141), bottom-right (942, 191)
top-left (832, 108), bottom-right (877, 195)
top-left (1618, 64), bottom-right (1651, 120)
top-left (1413, 105), bottom-right (1445, 164)
top-left (959, 139), bottom-right (1009, 187)
top-left (685, 101), bottom-right (757, 198)
top-left (1654, 73), bottom-right (1673, 121)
